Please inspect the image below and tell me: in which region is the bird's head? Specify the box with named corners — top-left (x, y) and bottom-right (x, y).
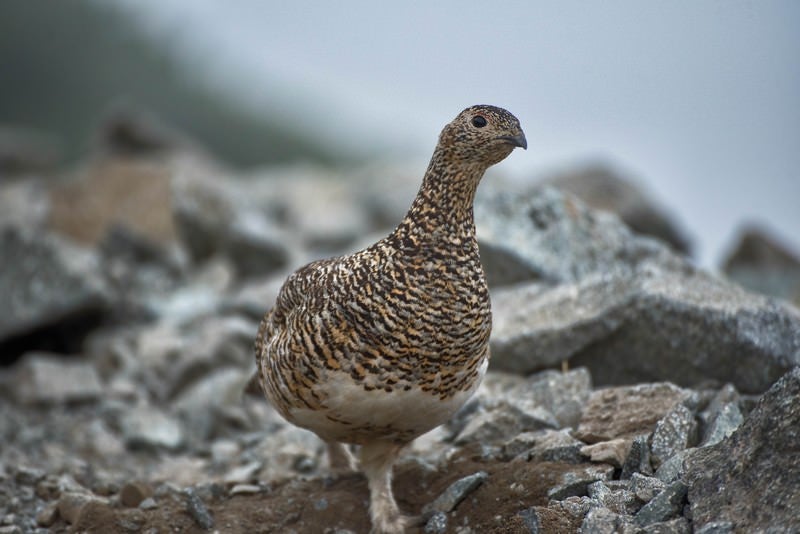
top-left (437, 105), bottom-right (526, 167)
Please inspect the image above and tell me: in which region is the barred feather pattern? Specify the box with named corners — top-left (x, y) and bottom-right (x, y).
top-left (255, 105), bottom-right (525, 446)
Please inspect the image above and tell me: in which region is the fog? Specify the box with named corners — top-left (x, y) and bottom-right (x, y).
top-left (111, 0), bottom-right (800, 266)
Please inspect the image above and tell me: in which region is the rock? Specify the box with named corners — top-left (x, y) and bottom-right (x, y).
top-left (539, 164), bottom-right (692, 254)
top-left (481, 189), bottom-right (800, 393)
top-left (423, 511), bottom-right (447, 533)
top-left (120, 406), bottom-right (185, 452)
top-left (475, 186), bottom-right (682, 286)
top-left (633, 480), bottom-right (687, 527)
top-left (0, 178), bottom-right (50, 230)
top-left (0, 226), bottom-right (111, 351)
top-left (620, 435), bottom-right (653, 479)
top-left (653, 450), bottom-right (688, 484)
top-left (35, 502), bottom-right (59, 527)
top-left (14, 353), bottom-right (103, 404)
top-left (172, 168), bottom-right (290, 278)
top-left (502, 429), bottom-right (584, 463)
top-left (49, 158), bottom-right (176, 246)
top-left (629, 473), bottom-right (666, 503)
top-left (514, 507), bottom-right (543, 533)
top-left (173, 367), bottom-right (251, 441)
top-left (722, 224), bottom-right (800, 303)
top-left (506, 368), bottom-right (592, 428)
top-left (223, 462), bottom-right (262, 486)
top-left (646, 517), bottom-right (691, 534)
top-left (119, 481), bottom-right (153, 508)
top-left (422, 471), bottom-right (487, 515)
top-left (546, 465), bottom-right (614, 501)
top-left (229, 484), bottom-right (261, 496)
top-left (57, 492), bottom-right (98, 525)
top-left (694, 521), bottom-right (734, 534)
top-left (183, 488), bottom-right (214, 530)
top-left (580, 438), bottom-right (631, 468)
top-left (575, 383), bottom-right (692, 443)
top-left (686, 368), bottom-right (800, 532)
top-left (698, 400), bottom-right (743, 448)
top-left (586, 481), bottom-right (639, 515)
top-left (490, 268), bottom-right (800, 393)
top-left (649, 404), bottom-right (697, 470)
top-left (579, 507), bottom-right (635, 534)
top-left (454, 402), bottom-right (556, 445)
top-left (139, 497), bottom-right (158, 510)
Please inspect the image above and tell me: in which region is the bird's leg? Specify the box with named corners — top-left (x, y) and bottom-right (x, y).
top-left (326, 441), bottom-right (357, 474)
top-left (358, 441), bottom-right (410, 534)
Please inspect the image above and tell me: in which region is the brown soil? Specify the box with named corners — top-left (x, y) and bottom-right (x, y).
top-left (58, 447), bottom-right (587, 534)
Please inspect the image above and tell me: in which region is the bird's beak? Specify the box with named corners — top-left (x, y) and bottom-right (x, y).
top-left (497, 132), bottom-right (527, 150)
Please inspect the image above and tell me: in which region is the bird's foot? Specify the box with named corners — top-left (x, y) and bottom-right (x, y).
top-left (369, 512), bottom-right (418, 534)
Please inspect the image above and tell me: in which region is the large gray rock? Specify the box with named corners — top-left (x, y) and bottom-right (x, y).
top-left (475, 186), bottom-right (682, 286)
top-left (172, 168), bottom-right (290, 278)
top-left (721, 225), bottom-right (800, 304)
top-left (539, 164), bottom-right (692, 254)
top-left (481, 187), bottom-right (800, 393)
top-left (685, 367), bottom-right (800, 533)
top-left (0, 226), bottom-right (111, 347)
top-left (14, 352), bottom-right (103, 404)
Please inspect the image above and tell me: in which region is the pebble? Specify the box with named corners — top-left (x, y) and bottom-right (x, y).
top-left (634, 480), bottom-right (688, 526)
top-left (650, 404), bottom-right (696, 469)
top-left (57, 492), bottom-right (95, 524)
top-left (139, 497), bottom-right (158, 510)
top-left (580, 438), bottom-right (631, 468)
top-left (119, 481), bottom-right (153, 507)
top-left (424, 511), bottom-right (448, 534)
top-left (184, 488), bottom-right (214, 530)
top-left (35, 503), bottom-right (59, 527)
top-left (230, 484), bottom-right (261, 496)
top-left (422, 471), bottom-right (488, 515)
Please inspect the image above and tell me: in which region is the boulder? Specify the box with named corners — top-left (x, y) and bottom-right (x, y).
top-left (0, 226), bottom-right (112, 356)
top-left (685, 368), bottom-right (800, 532)
top-left (481, 187), bottom-right (800, 393)
top-left (721, 224), bottom-right (800, 303)
top-left (539, 164), bottom-right (692, 254)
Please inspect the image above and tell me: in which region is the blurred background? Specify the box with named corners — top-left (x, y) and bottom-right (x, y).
top-left (2, 0), bottom-right (798, 266)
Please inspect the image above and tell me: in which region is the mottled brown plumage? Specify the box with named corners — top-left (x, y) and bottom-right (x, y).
top-left (255, 105), bottom-right (525, 533)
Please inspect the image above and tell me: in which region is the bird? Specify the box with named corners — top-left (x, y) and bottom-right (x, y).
top-left (254, 105), bottom-right (526, 533)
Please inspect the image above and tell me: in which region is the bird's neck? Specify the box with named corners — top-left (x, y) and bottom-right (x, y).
top-left (394, 149), bottom-right (486, 242)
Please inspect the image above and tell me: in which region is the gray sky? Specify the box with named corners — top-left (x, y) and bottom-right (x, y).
top-left (114, 0), bottom-right (800, 266)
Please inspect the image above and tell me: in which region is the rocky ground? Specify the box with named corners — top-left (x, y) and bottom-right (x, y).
top-left (1, 126), bottom-right (799, 533)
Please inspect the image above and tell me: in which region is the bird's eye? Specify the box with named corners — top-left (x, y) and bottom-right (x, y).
top-left (471, 115), bottom-right (487, 128)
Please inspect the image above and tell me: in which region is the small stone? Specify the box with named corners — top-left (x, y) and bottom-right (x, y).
top-left (423, 471), bottom-right (488, 515)
top-left (620, 435), bottom-right (653, 479)
top-left (634, 480), bottom-right (687, 526)
top-left (547, 465), bottom-right (614, 501)
top-left (580, 438), bottom-right (631, 468)
top-left (698, 402), bottom-right (743, 447)
top-left (502, 429), bottom-right (583, 463)
top-left (455, 404), bottom-right (556, 445)
top-left (57, 492), bottom-right (92, 524)
top-left (139, 498), bottom-right (158, 510)
top-left (650, 404), bottom-right (696, 469)
top-left (629, 473), bottom-right (666, 503)
top-left (230, 484), bottom-right (261, 496)
top-left (580, 507), bottom-right (634, 534)
top-left (314, 498), bottom-right (328, 511)
top-left (119, 481), bottom-right (153, 508)
top-left (223, 461), bottom-right (262, 485)
top-left (646, 517), bottom-right (691, 534)
top-left (14, 465), bottom-right (45, 486)
top-left (15, 354), bottom-right (104, 405)
top-left (35, 503), bottom-right (59, 527)
top-left (184, 488), bottom-right (214, 530)
top-left (694, 521), bottom-right (734, 534)
top-left (0, 526), bottom-right (22, 534)
top-left (654, 450), bottom-right (689, 484)
top-left (121, 407), bottom-right (185, 451)
top-left (423, 511), bottom-right (447, 534)
top-left (515, 507), bottom-right (542, 533)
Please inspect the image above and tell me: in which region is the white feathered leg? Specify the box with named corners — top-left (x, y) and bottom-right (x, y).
top-left (358, 441), bottom-right (409, 534)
